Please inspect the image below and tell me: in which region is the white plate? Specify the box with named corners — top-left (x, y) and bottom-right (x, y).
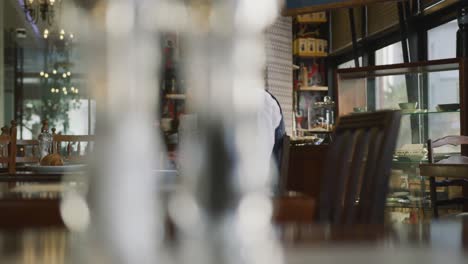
top-left (27, 164), bottom-right (87, 173)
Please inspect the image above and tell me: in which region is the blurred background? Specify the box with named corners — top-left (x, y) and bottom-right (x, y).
top-left (0, 0), bottom-right (467, 263)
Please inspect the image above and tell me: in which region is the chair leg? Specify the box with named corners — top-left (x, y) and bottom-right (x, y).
top-left (430, 177), bottom-right (438, 218)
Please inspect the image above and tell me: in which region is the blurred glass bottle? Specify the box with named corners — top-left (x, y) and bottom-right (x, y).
top-left (38, 120), bottom-right (53, 159)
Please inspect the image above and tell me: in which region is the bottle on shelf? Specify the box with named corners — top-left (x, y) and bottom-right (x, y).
top-left (300, 64), bottom-right (308, 88)
top-left (308, 62), bottom-right (322, 86)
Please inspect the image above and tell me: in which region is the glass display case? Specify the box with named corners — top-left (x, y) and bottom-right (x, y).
top-left (336, 58), bottom-right (467, 223)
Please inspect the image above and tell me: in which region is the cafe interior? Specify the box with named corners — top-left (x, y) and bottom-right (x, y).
top-left (0, 0), bottom-right (468, 263)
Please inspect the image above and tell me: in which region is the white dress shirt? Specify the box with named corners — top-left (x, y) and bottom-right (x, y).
top-left (258, 90), bottom-right (283, 161)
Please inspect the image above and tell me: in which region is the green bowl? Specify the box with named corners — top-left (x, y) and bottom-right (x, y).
top-left (398, 102), bottom-right (418, 110)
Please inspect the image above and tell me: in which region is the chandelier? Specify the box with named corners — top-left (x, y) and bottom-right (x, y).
top-left (22, 0), bottom-right (60, 26)
top-left (39, 29), bottom-right (78, 96)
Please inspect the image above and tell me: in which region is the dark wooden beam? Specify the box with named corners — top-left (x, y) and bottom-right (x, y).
top-left (397, 1), bottom-right (410, 63)
top-left (283, 0), bottom-right (400, 16)
top-left (349, 8), bottom-right (360, 67)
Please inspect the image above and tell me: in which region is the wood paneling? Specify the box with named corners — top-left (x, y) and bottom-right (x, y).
top-left (368, 1), bottom-right (399, 35)
top-left (331, 7), bottom-right (363, 52)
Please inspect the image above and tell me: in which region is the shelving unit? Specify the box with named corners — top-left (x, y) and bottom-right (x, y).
top-left (299, 86), bottom-right (328, 92)
top-left (292, 11), bottom-right (331, 138)
top-left (295, 53), bottom-right (328, 59)
top-left (400, 110), bottom-right (459, 115)
top-left (159, 33), bottom-right (186, 169)
top-left (296, 13), bottom-right (327, 24)
top-left (297, 128), bottom-right (332, 133)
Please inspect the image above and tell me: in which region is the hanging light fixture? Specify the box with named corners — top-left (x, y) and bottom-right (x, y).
top-left (39, 26), bottom-right (77, 97)
top-left (22, 0), bottom-right (59, 26)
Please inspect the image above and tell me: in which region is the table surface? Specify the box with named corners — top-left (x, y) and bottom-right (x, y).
top-left (0, 170), bottom-right (466, 263)
top-left (420, 163), bottom-right (468, 178)
top-left (419, 156), bottom-right (468, 178)
top-left (0, 219), bottom-right (466, 263)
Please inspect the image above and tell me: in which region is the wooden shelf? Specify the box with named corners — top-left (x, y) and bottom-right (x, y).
top-left (165, 94), bottom-right (186, 100)
top-left (297, 128), bottom-right (333, 133)
top-left (296, 19), bottom-right (327, 25)
top-left (294, 53), bottom-right (328, 59)
top-left (299, 86), bottom-right (328, 92)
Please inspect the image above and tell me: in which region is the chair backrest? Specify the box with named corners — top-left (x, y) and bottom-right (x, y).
top-left (15, 139), bottom-right (40, 164)
top-left (51, 130), bottom-right (95, 161)
top-left (428, 136), bottom-right (468, 163)
top-left (319, 110), bottom-right (401, 225)
top-left (4, 121), bottom-right (41, 165)
top-left (0, 121), bottom-right (17, 173)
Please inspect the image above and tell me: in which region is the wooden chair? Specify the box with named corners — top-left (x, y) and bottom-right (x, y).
top-left (15, 139), bottom-right (40, 164)
top-left (0, 121), bottom-right (16, 174)
top-left (427, 136), bottom-right (468, 218)
top-left (319, 110), bottom-right (401, 225)
top-left (51, 129), bottom-right (95, 162)
top-left (1, 120), bottom-right (43, 172)
top-left (15, 120), bottom-right (40, 165)
top-left (275, 111), bottom-right (401, 224)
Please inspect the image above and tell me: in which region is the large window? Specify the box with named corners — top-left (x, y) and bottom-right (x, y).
top-left (374, 42), bottom-right (406, 110)
top-left (375, 41), bottom-right (404, 66)
top-left (337, 57), bottom-right (362, 69)
top-left (374, 42), bottom-right (409, 148)
top-left (428, 20), bottom-right (457, 60)
top-left (428, 20), bottom-right (460, 153)
top-left (13, 44), bottom-right (94, 140)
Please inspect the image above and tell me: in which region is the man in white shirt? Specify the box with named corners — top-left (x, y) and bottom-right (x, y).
top-left (178, 88), bottom-right (285, 193)
top-left (258, 89), bottom-right (286, 193)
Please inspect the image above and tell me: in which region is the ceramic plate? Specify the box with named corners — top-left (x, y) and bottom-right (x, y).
top-left (27, 164), bottom-right (87, 173)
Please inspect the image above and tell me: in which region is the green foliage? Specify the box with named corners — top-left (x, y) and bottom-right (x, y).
top-left (381, 78), bottom-right (408, 109)
top-left (23, 94), bottom-right (81, 136)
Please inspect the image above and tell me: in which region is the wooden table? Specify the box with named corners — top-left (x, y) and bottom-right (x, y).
top-left (420, 162), bottom-right (468, 211)
top-left (0, 169), bottom-right (466, 263)
top-left (420, 163), bottom-right (468, 179)
top-left (0, 177), bottom-right (466, 263)
top-left (0, 169), bottom-right (178, 229)
top-left (0, 219), bottom-right (466, 263)
top-left (0, 169), bottom-right (177, 182)
top-left (0, 171), bottom-right (80, 182)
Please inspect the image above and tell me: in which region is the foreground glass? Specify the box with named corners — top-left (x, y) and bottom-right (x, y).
top-left (60, 0), bottom-right (284, 263)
